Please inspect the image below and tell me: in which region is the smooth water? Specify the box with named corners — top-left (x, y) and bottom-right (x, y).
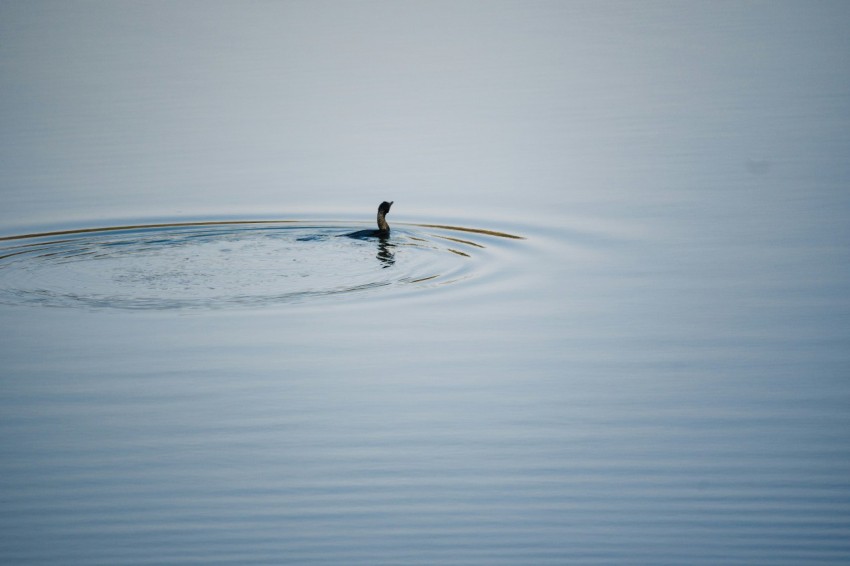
top-left (2, 2), bottom-right (850, 564)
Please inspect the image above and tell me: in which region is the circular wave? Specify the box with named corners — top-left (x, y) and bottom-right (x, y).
top-left (0, 221), bottom-right (523, 310)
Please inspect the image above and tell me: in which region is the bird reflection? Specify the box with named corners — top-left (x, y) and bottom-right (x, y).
top-left (376, 237), bottom-right (395, 268)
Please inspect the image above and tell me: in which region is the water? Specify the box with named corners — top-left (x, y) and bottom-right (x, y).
top-left (0, 221), bottom-right (521, 309)
top-left (2, 2), bottom-right (850, 564)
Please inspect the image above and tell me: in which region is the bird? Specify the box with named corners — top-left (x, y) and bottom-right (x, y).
top-left (344, 201), bottom-right (393, 239)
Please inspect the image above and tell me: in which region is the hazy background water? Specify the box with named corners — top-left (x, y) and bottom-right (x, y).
top-left (2, 1), bottom-right (850, 564)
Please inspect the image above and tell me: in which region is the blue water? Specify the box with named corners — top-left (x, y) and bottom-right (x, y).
top-left (1, 2), bottom-right (850, 564)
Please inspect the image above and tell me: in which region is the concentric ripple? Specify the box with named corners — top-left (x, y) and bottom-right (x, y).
top-left (0, 221), bottom-right (523, 310)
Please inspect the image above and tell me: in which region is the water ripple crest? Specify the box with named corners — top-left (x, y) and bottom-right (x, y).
top-left (0, 221), bottom-right (524, 310)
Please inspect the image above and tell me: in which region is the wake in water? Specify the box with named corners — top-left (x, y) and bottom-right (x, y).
top-left (0, 220), bottom-right (522, 310)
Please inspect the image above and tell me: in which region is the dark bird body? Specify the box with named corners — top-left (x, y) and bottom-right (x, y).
top-left (345, 201), bottom-right (394, 239)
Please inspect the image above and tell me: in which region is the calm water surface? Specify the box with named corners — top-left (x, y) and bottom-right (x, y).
top-left (1, 2), bottom-right (849, 564)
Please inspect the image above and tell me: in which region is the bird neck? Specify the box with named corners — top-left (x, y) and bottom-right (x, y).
top-left (377, 212), bottom-right (390, 233)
